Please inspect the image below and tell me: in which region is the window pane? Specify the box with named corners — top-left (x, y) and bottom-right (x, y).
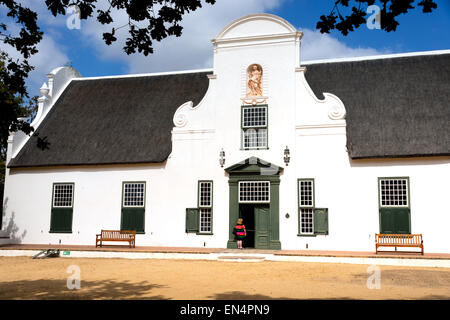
top-left (379, 178), bottom-right (408, 207)
top-left (239, 181), bottom-right (270, 203)
top-left (243, 106), bottom-right (267, 128)
top-left (199, 209), bottom-right (212, 233)
top-left (123, 183), bottom-right (145, 207)
top-left (199, 182), bottom-right (212, 207)
top-left (53, 184), bottom-right (74, 208)
top-left (243, 128), bottom-right (267, 149)
top-left (242, 105), bottom-right (268, 149)
top-left (299, 180), bottom-right (314, 208)
top-left (300, 208), bottom-right (314, 234)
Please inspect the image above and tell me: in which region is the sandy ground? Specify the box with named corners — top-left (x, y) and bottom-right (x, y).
top-left (0, 256), bottom-right (449, 300)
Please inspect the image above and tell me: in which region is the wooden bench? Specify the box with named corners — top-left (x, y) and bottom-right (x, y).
top-left (375, 234), bottom-right (423, 255)
top-left (96, 230), bottom-right (136, 248)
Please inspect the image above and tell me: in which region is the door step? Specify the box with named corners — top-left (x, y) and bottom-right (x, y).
top-left (216, 255), bottom-right (266, 262)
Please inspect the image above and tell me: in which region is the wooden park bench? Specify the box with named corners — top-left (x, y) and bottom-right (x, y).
top-left (95, 230), bottom-right (136, 248)
top-left (375, 234), bottom-right (423, 255)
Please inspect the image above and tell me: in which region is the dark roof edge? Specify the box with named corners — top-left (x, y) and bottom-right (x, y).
top-left (7, 159), bottom-right (168, 169)
top-left (303, 49), bottom-right (450, 66)
top-left (72, 68), bottom-right (214, 82)
top-left (350, 153), bottom-right (450, 160)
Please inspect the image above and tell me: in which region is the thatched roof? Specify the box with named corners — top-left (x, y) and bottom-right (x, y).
top-left (305, 52), bottom-right (450, 159)
top-left (9, 71), bottom-right (212, 167)
top-left (8, 52), bottom-right (450, 168)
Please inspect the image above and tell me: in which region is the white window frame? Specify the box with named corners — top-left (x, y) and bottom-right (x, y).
top-left (242, 106), bottom-right (267, 128)
top-left (298, 179), bottom-right (315, 235)
top-left (299, 208), bottom-right (314, 235)
top-left (379, 177), bottom-right (409, 208)
top-left (298, 179), bottom-right (314, 208)
top-left (199, 208), bottom-right (212, 234)
top-left (241, 105), bottom-right (268, 149)
top-left (123, 182), bottom-right (146, 208)
top-left (238, 181), bottom-right (270, 203)
top-left (198, 181), bottom-right (213, 208)
top-left (198, 181), bottom-right (213, 234)
top-left (52, 183), bottom-right (74, 208)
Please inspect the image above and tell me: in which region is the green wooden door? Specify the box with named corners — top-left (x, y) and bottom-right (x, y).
top-left (255, 206), bottom-right (270, 249)
top-left (379, 208), bottom-right (410, 234)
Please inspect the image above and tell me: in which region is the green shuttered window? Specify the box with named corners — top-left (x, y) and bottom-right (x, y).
top-left (298, 179), bottom-right (328, 236)
top-left (121, 182), bottom-right (145, 234)
top-left (378, 177), bottom-right (411, 234)
top-left (198, 181), bottom-right (213, 234)
top-left (186, 181), bottom-right (213, 234)
top-left (50, 183), bottom-right (74, 233)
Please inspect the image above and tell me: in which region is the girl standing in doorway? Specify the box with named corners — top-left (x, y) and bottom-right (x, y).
top-left (234, 218), bottom-right (247, 249)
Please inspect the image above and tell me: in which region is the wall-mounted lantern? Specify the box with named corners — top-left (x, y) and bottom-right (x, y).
top-left (219, 149), bottom-right (226, 168)
top-left (284, 146), bottom-right (290, 166)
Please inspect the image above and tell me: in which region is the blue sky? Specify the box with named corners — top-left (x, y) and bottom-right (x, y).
top-left (271, 0), bottom-right (450, 53)
top-left (1, 0), bottom-right (449, 96)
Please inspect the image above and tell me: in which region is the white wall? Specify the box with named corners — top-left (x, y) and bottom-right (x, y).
top-left (2, 14), bottom-right (450, 253)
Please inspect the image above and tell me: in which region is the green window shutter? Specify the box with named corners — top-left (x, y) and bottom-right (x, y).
top-left (314, 208), bottom-right (328, 235)
top-left (121, 208), bottom-right (145, 233)
top-left (379, 208), bottom-right (410, 234)
top-left (50, 208), bottom-right (73, 233)
top-left (186, 208), bottom-right (199, 233)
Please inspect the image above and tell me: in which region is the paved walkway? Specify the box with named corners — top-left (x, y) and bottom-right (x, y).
top-left (1, 243), bottom-right (449, 260)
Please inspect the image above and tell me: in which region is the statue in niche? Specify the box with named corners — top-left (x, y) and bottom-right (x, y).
top-left (246, 64), bottom-right (263, 97)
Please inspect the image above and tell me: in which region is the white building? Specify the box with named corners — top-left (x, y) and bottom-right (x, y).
top-left (1, 14), bottom-right (449, 253)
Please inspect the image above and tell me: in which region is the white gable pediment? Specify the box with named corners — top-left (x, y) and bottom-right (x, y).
top-left (215, 14), bottom-right (298, 41)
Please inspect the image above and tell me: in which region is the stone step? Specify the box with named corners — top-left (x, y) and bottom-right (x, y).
top-left (216, 255), bottom-right (266, 262)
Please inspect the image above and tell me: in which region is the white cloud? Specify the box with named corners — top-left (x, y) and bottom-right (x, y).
top-left (76, 0), bottom-right (387, 74)
top-left (77, 0), bottom-right (287, 73)
top-left (2, 0), bottom-right (389, 94)
top-left (300, 28), bottom-right (389, 61)
top-left (0, 22), bottom-right (69, 97)
top-left (26, 36), bottom-right (69, 89)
